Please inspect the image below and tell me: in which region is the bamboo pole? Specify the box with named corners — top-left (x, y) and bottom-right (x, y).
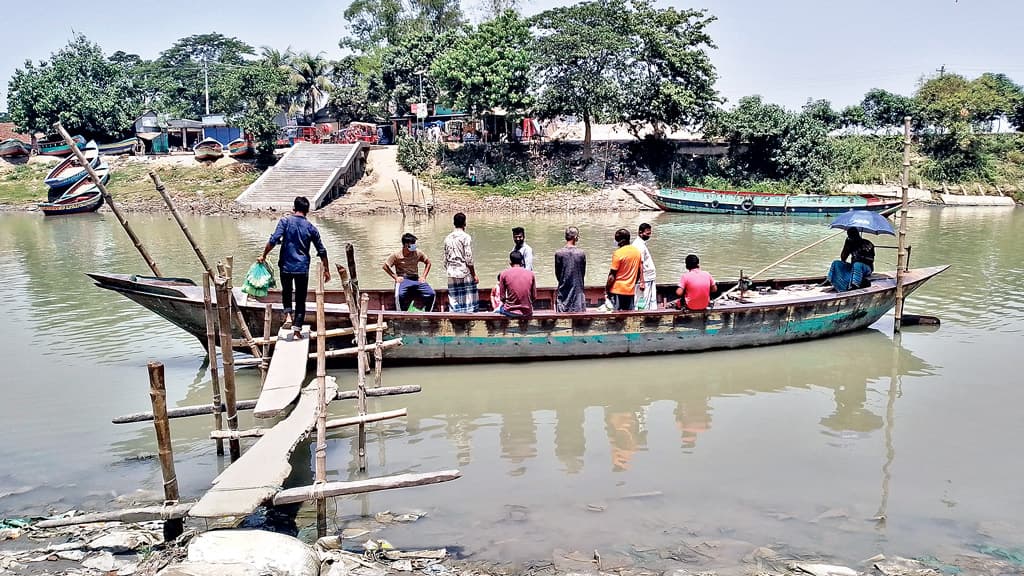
top-left (111, 385), bottom-right (422, 424)
top-left (210, 428), bottom-right (267, 440)
top-left (260, 303), bottom-right (273, 381)
top-left (345, 244), bottom-right (360, 299)
top-left (202, 273), bottom-right (225, 456)
top-left (272, 470), bottom-right (461, 506)
top-left (147, 361), bottom-right (183, 540)
top-left (53, 123), bottom-right (161, 276)
top-left (215, 277), bottom-right (241, 460)
top-left (35, 504), bottom-right (194, 529)
top-left (237, 323), bottom-right (388, 347)
top-left (393, 178), bottom-right (406, 217)
top-left (894, 117), bottom-right (912, 334)
top-left (149, 171), bottom-right (211, 271)
top-left (374, 311), bottom-right (384, 388)
top-left (232, 337), bottom-right (402, 366)
top-left (325, 408), bottom-right (407, 430)
top-left (315, 262), bottom-right (329, 537)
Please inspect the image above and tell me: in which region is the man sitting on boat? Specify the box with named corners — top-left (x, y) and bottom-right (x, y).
top-left (383, 233), bottom-right (435, 311)
top-left (676, 254), bottom-right (716, 311)
top-left (827, 229), bottom-right (875, 291)
top-left (495, 251), bottom-right (537, 317)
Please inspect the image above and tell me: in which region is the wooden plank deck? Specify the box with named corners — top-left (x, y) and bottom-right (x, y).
top-left (254, 327), bottom-right (311, 418)
top-left (189, 377), bottom-right (338, 519)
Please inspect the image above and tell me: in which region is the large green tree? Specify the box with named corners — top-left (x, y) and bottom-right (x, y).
top-left (153, 33), bottom-right (255, 118)
top-left (221, 64), bottom-right (292, 155)
top-left (291, 52), bottom-right (334, 121)
top-left (380, 28), bottom-right (453, 115)
top-left (860, 88), bottom-right (915, 133)
top-left (430, 10), bottom-right (533, 115)
top-left (7, 35), bottom-right (140, 139)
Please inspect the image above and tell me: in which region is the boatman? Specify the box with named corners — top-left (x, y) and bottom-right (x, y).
top-left (632, 223), bottom-right (656, 310)
top-left (258, 196), bottom-right (330, 338)
top-left (605, 228), bottom-right (643, 311)
top-left (443, 212), bottom-right (480, 312)
top-left (676, 254), bottom-right (716, 311)
top-left (383, 232), bottom-right (435, 311)
top-left (512, 227), bottom-right (534, 271)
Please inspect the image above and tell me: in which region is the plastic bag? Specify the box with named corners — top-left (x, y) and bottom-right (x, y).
top-left (242, 261), bottom-right (277, 297)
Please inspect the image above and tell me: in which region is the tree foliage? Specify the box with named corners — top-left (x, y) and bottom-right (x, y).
top-left (380, 28), bottom-right (454, 115)
top-left (860, 88), bottom-right (915, 132)
top-left (153, 33), bottom-right (255, 118)
top-left (221, 64), bottom-right (291, 155)
top-left (430, 10), bottom-right (533, 115)
top-left (7, 35), bottom-right (140, 138)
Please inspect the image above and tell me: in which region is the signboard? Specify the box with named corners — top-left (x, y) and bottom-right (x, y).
top-left (416, 103), bottom-right (428, 119)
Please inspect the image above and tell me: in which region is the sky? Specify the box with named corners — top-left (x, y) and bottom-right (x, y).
top-left (4, 0), bottom-right (1024, 114)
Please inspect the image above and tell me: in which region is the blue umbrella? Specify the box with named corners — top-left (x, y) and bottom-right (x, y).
top-left (829, 210), bottom-right (895, 235)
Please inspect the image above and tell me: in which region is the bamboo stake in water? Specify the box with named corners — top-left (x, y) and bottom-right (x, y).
top-left (374, 310), bottom-right (384, 388)
top-left (202, 273), bottom-right (225, 456)
top-left (215, 277), bottom-right (241, 460)
top-left (315, 262), bottom-right (329, 537)
top-left (147, 361), bottom-right (183, 540)
top-left (260, 303), bottom-right (273, 383)
top-left (53, 123), bottom-right (161, 276)
top-left (894, 116), bottom-right (912, 334)
top-left (356, 293), bottom-right (370, 471)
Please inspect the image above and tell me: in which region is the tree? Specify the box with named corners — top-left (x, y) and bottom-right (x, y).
top-left (860, 88), bottom-right (915, 132)
top-left (291, 52), bottom-right (333, 121)
top-left (839, 104), bottom-right (866, 132)
top-left (802, 99), bottom-right (840, 131)
top-left (259, 46), bottom-right (301, 115)
top-left (222, 64), bottom-right (291, 155)
top-left (7, 35), bottom-right (140, 139)
top-left (532, 0), bottom-right (633, 160)
top-left (342, 0), bottom-right (463, 50)
top-left (968, 72), bottom-right (1023, 130)
top-left (380, 28), bottom-right (453, 115)
top-left (914, 73), bottom-right (973, 138)
top-left (154, 33), bottom-right (255, 118)
top-left (430, 10), bottom-right (533, 116)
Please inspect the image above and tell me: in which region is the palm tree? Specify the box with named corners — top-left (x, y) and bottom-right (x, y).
top-left (291, 52), bottom-right (334, 122)
top-left (260, 46), bottom-right (301, 115)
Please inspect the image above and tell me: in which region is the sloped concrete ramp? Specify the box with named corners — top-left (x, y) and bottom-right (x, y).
top-left (236, 142), bottom-right (367, 210)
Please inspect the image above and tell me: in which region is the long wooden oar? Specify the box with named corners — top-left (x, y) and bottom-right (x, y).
top-left (714, 205), bottom-right (902, 302)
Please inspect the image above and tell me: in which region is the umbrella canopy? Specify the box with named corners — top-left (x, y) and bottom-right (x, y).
top-left (829, 210), bottom-right (895, 235)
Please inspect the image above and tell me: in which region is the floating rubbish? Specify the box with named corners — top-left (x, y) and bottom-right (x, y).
top-left (0, 528), bottom-right (22, 540)
top-left (793, 562), bottom-right (858, 576)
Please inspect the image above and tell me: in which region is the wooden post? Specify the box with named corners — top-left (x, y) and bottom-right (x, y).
top-left (356, 293), bottom-right (370, 471)
top-left (315, 262), bottom-right (328, 537)
top-left (260, 303), bottom-right (273, 382)
top-left (215, 277), bottom-right (241, 460)
top-left (147, 361), bottom-right (184, 540)
top-left (202, 273), bottom-right (225, 456)
top-left (345, 243), bottom-right (359, 297)
top-left (374, 310), bottom-right (384, 388)
top-left (393, 178), bottom-right (406, 217)
top-left (894, 117), bottom-right (912, 334)
top-left (53, 123), bottom-right (162, 276)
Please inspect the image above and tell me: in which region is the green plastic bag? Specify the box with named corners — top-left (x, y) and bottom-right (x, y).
top-left (242, 261), bottom-right (277, 297)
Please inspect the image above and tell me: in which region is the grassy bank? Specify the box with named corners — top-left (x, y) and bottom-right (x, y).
top-left (0, 160), bottom-right (262, 209)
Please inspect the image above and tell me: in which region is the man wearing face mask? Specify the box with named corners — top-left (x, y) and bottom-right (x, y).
top-left (383, 232), bottom-right (435, 311)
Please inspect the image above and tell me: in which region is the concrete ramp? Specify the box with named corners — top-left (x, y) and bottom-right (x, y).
top-left (940, 194), bottom-right (1016, 207)
top-left (236, 142), bottom-right (367, 209)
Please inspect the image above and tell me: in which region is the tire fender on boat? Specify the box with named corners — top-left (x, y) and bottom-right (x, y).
top-left (741, 198), bottom-right (755, 212)
top-left (711, 200), bottom-right (720, 209)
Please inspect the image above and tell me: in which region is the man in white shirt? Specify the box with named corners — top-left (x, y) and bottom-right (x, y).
top-left (512, 227), bottom-right (534, 271)
top-left (632, 222), bottom-right (657, 310)
top-left (443, 212), bottom-right (479, 312)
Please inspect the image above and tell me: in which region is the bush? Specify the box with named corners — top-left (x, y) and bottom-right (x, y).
top-left (396, 136), bottom-right (441, 174)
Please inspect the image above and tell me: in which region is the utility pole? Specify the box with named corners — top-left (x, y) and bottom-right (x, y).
top-left (203, 57), bottom-right (210, 115)
top-left (416, 69), bottom-right (425, 138)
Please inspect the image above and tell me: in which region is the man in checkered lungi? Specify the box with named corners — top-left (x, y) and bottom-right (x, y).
top-left (443, 212), bottom-right (479, 312)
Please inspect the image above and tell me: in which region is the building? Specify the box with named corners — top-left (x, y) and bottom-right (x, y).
top-left (201, 114), bottom-right (241, 146)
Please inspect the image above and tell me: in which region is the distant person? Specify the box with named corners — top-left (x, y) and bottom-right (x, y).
top-left (605, 228), bottom-right (643, 311)
top-left (443, 212), bottom-right (479, 312)
top-left (632, 223), bottom-right (657, 310)
top-left (676, 254), bottom-right (716, 311)
top-left (512, 226), bottom-right (535, 271)
top-left (467, 164), bottom-right (477, 186)
top-left (828, 228), bottom-right (875, 291)
top-left (496, 251), bottom-right (537, 317)
top-left (554, 226), bottom-right (587, 312)
top-left (258, 196), bottom-right (330, 338)
top-left (382, 232), bottom-right (434, 311)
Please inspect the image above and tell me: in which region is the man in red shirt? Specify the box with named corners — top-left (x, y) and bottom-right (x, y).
top-left (496, 251), bottom-right (537, 317)
top-left (676, 254), bottom-right (716, 310)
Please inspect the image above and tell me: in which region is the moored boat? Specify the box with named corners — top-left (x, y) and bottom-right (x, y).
top-left (193, 138), bottom-right (224, 162)
top-left (647, 186), bottom-right (903, 216)
top-left (88, 265), bottom-right (947, 364)
top-left (37, 134), bottom-right (87, 156)
top-left (0, 138), bottom-right (31, 157)
top-left (38, 164), bottom-right (110, 216)
top-left (227, 138), bottom-right (255, 158)
top-left (44, 140), bottom-right (100, 190)
top-left (98, 137), bottom-right (140, 156)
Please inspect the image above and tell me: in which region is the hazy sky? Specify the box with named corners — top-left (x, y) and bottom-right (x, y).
top-left (4, 0), bottom-right (1023, 113)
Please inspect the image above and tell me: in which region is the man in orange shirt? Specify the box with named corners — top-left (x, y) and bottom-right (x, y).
top-left (605, 228), bottom-right (644, 311)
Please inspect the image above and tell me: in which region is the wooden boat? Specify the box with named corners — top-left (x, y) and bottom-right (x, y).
top-left (98, 137), bottom-right (140, 156)
top-left (193, 138), bottom-right (224, 162)
top-left (87, 265), bottom-right (947, 364)
top-left (0, 138), bottom-right (30, 157)
top-left (38, 135), bottom-right (86, 156)
top-left (38, 164), bottom-right (110, 216)
top-left (647, 187), bottom-right (903, 216)
top-left (227, 138), bottom-right (255, 158)
top-left (44, 140), bottom-right (100, 190)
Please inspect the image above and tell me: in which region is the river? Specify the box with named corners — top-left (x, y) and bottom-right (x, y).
top-left (1, 207), bottom-right (1022, 566)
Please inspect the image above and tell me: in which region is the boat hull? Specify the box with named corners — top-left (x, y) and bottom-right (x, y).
top-left (98, 138), bottom-right (139, 155)
top-left (227, 138), bottom-right (254, 158)
top-left (0, 139), bottom-right (30, 157)
top-left (38, 135), bottom-right (87, 156)
top-left (88, 266), bottom-right (948, 363)
top-left (40, 191), bottom-right (104, 215)
top-left (648, 187), bottom-right (903, 216)
top-left (194, 138), bottom-right (224, 162)
top-left (44, 141), bottom-right (100, 189)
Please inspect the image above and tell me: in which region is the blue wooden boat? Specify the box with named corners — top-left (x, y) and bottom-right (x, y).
top-left (38, 164), bottom-right (109, 216)
top-left (98, 137), bottom-right (140, 155)
top-left (44, 141), bottom-right (99, 190)
top-left (0, 138), bottom-right (30, 158)
top-left (37, 135), bottom-right (86, 156)
top-left (647, 186), bottom-right (903, 216)
top-left (87, 264), bottom-right (947, 364)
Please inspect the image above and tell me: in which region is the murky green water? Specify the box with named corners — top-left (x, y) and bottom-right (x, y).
top-left (1, 207), bottom-right (1022, 565)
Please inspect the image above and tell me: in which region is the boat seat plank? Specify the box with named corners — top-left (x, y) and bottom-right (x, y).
top-left (189, 377), bottom-right (337, 519)
top-left (254, 327), bottom-right (312, 418)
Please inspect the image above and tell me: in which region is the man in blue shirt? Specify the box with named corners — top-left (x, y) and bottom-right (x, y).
top-left (258, 196), bottom-right (330, 338)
